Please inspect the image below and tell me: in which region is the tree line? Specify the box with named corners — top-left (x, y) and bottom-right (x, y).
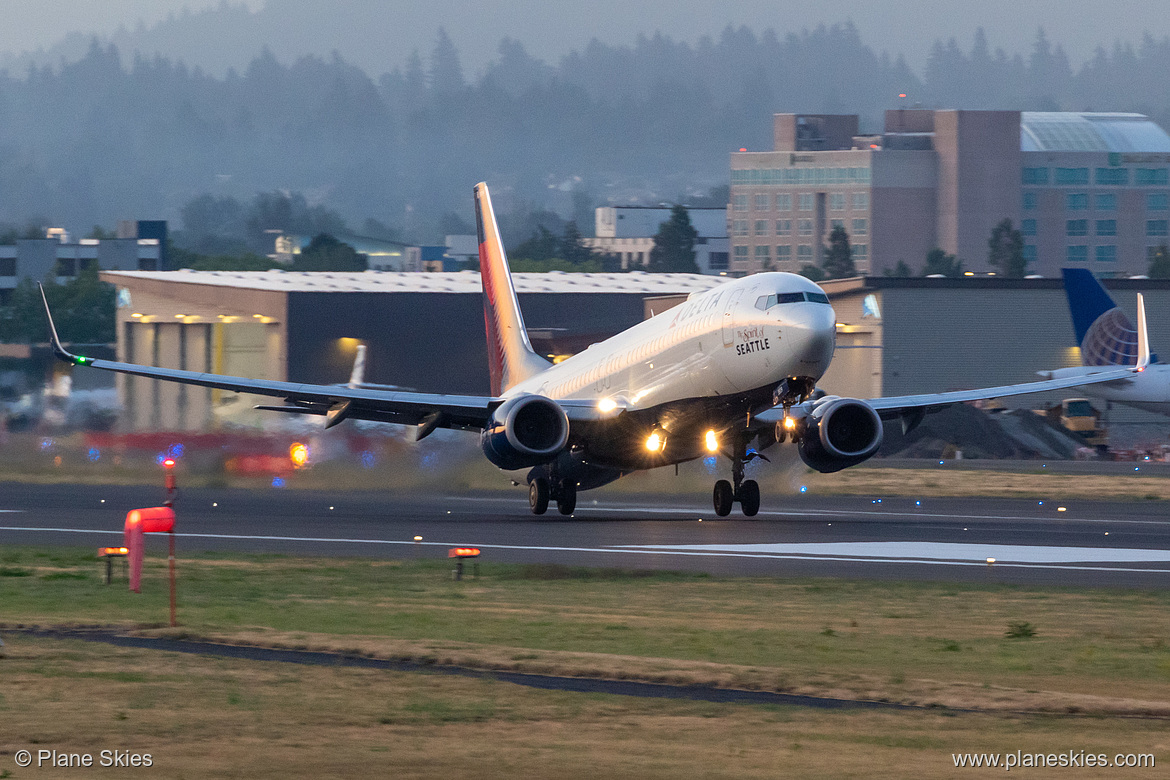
top-left (4, 25), bottom-right (1170, 243)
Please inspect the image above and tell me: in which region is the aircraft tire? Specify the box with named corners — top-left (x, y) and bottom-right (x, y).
top-left (556, 483), bottom-right (577, 515)
top-left (739, 479), bottom-right (760, 517)
top-left (529, 478), bottom-right (550, 515)
top-left (713, 480), bottom-right (734, 517)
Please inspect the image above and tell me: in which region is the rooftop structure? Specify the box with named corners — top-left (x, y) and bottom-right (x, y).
top-left (586, 206), bottom-right (730, 274)
top-left (105, 270), bottom-right (727, 295)
top-left (731, 109), bottom-right (1170, 278)
top-left (1, 228), bottom-right (164, 304)
top-left (1020, 112), bottom-right (1170, 153)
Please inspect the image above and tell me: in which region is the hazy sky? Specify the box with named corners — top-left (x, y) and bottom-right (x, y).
top-left (0, 1), bottom-right (257, 50)
top-left (4, 0), bottom-right (1170, 75)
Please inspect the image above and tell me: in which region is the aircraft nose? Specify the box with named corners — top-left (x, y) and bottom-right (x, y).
top-left (787, 306), bottom-right (836, 375)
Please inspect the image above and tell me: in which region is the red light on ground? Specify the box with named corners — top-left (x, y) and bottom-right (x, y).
top-left (448, 547), bottom-right (481, 558)
top-left (99, 546), bottom-right (129, 556)
top-left (899, 93), bottom-right (907, 98)
top-left (738, 147), bottom-right (747, 152)
top-left (163, 458), bottom-right (176, 469)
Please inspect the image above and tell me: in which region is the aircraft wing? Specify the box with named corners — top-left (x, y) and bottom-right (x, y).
top-left (864, 364), bottom-right (1146, 420)
top-left (39, 285), bottom-right (496, 431)
top-left (761, 293), bottom-right (1152, 429)
top-left (1035, 365), bottom-right (1137, 388)
top-left (865, 292), bottom-right (1149, 425)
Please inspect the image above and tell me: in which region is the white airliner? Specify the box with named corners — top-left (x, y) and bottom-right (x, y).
top-left (41, 184), bottom-right (1150, 517)
top-left (1037, 268), bottom-right (1170, 415)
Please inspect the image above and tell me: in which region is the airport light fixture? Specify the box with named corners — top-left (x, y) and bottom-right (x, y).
top-left (448, 547), bottom-right (481, 580)
top-left (98, 546), bottom-right (129, 585)
top-left (289, 442), bottom-right (310, 468)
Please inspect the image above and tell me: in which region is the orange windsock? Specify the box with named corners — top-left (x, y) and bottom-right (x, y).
top-left (124, 507), bottom-right (176, 593)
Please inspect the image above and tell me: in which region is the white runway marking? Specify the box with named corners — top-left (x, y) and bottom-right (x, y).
top-left (445, 496), bottom-right (1170, 525)
top-left (616, 541), bottom-right (1170, 564)
top-left (2, 525), bottom-right (1170, 573)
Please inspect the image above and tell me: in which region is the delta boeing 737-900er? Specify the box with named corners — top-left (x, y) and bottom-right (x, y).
top-left (40, 184), bottom-right (1152, 517)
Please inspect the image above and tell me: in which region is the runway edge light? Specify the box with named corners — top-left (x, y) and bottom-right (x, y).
top-left (449, 547), bottom-right (481, 581)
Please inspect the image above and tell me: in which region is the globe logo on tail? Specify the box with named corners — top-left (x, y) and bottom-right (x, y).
top-left (1081, 307), bottom-right (1138, 366)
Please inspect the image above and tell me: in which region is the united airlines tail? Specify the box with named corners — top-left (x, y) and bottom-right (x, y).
top-left (1062, 268), bottom-right (1141, 366)
top-left (474, 182), bottom-right (551, 395)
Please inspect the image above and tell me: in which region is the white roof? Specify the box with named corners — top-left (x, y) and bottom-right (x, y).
top-left (1021, 112), bottom-right (1170, 153)
top-left (103, 269), bottom-right (729, 295)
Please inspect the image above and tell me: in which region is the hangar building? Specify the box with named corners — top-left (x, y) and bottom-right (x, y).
top-left (100, 269), bottom-right (724, 431)
top-left (94, 270), bottom-right (1170, 437)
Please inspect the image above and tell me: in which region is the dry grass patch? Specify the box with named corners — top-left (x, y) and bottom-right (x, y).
top-left (5, 548), bottom-right (1170, 718)
top-left (2, 637), bottom-right (1167, 779)
top-left (134, 627), bottom-right (1170, 716)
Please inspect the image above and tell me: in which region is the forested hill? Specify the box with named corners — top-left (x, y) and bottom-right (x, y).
top-left (2, 23), bottom-right (1169, 243)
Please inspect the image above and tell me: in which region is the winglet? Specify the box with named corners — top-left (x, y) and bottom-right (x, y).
top-left (38, 283), bottom-right (90, 366)
top-left (347, 344), bottom-right (367, 389)
top-left (1136, 292), bottom-right (1151, 371)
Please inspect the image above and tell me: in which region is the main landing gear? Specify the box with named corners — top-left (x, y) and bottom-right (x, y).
top-left (528, 473), bottom-right (576, 516)
top-left (712, 437), bottom-right (761, 518)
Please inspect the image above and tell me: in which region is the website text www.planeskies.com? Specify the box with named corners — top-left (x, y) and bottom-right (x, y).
top-left (953, 750), bottom-right (1154, 771)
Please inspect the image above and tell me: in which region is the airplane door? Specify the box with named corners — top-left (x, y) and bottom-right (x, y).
top-left (722, 288), bottom-right (744, 347)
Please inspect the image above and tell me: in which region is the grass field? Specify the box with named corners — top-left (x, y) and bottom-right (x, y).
top-left (4, 636), bottom-right (1166, 779)
top-left (4, 547), bottom-right (1170, 713)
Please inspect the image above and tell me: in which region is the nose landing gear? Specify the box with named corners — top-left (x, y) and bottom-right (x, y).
top-left (712, 437), bottom-right (762, 517)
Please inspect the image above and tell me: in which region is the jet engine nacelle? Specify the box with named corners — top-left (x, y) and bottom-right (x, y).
top-left (480, 394), bottom-right (570, 470)
top-left (796, 396), bottom-right (883, 473)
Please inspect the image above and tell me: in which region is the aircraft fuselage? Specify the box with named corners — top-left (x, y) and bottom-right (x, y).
top-left (505, 272), bottom-right (836, 473)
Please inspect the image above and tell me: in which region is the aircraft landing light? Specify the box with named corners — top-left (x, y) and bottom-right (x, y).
top-left (704, 430), bottom-right (718, 453)
top-left (645, 431), bottom-right (664, 452)
top-left (289, 442), bottom-right (309, 468)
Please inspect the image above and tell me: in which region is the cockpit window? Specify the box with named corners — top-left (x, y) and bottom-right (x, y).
top-left (755, 291), bottom-right (832, 309)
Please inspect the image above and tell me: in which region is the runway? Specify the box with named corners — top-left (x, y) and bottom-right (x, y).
top-left (2, 481), bottom-right (1170, 586)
